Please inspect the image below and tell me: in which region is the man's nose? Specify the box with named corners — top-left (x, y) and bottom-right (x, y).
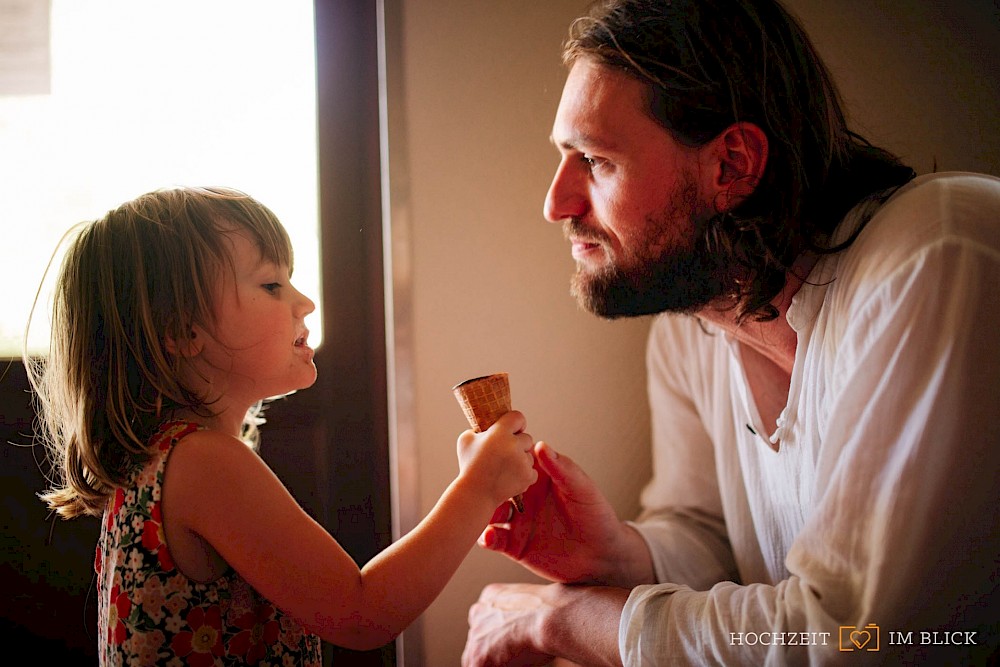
top-left (543, 159), bottom-right (587, 223)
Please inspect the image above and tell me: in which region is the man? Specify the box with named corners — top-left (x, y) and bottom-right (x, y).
top-left (462, 0), bottom-right (1000, 665)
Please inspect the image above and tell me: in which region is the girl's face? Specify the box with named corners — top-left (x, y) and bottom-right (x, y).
top-left (190, 230), bottom-right (317, 410)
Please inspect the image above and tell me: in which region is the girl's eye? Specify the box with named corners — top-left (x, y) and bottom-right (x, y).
top-left (262, 283), bottom-right (281, 294)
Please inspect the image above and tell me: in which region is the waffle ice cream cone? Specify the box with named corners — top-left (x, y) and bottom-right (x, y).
top-left (452, 373), bottom-right (525, 512)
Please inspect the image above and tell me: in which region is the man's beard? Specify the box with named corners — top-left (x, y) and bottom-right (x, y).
top-left (566, 189), bottom-right (734, 319)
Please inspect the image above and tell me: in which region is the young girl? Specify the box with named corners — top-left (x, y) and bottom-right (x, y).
top-left (27, 186), bottom-right (536, 665)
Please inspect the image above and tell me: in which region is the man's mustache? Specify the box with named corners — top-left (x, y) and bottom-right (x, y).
top-left (562, 218), bottom-right (608, 245)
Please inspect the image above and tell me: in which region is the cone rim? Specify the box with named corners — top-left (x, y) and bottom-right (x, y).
top-left (451, 372), bottom-right (508, 392)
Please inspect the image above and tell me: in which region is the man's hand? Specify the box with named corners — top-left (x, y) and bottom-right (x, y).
top-left (462, 583), bottom-right (555, 667)
top-left (462, 583), bottom-right (628, 667)
top-left (478, 441), bottom-right (654, 586)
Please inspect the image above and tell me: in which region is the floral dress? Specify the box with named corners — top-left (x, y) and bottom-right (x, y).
top-left (96, 421), bottom-right (323, 666)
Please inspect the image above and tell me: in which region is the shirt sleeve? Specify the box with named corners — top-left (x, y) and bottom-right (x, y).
top-left (629, 316), bottom-right (739, 590)
top-left (619, 182), bottom-right (1000, 665)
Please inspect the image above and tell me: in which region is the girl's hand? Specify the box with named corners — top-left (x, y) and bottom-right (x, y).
top-left (456, 410), bottom-right (537, 507)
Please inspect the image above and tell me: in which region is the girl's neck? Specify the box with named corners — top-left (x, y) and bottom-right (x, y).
top-left (171, 364), bottom-right (252, 438)
top-left (167, 406), bottom-right (246, 439)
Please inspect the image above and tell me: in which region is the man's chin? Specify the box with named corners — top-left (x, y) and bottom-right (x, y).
top-left (574, 295), bottom-right (700, 320)
top-left (570, 273), bottom-right (654, 319)
top-left (570, 268), bottom-right (719, 320)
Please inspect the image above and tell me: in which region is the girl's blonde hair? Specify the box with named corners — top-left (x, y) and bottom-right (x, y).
top-left (26, 186), bottom-right (294, 519)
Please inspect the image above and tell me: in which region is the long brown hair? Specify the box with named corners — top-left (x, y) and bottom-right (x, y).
top-left (26, 186), bottom-right (293, 519)
top-left (565, 0), bottom-right (915, 321)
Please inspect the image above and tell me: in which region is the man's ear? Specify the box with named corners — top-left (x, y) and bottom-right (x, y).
top-left (705, 122), bottom-right (768, 213)
top-left (164, 327), bottom-right (204, 358)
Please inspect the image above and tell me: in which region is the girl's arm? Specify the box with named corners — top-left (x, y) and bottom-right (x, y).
top-left (162, 411), bottom-right (535, 650)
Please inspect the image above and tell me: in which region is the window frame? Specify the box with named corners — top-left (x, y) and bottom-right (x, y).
top-left (0, 2), bottom-right (395, 664)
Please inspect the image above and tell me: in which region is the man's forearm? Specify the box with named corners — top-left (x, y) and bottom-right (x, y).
top-left (539, 584), bottom-right (631, 667)
top-left (592, 522), bottom-right (658, 587)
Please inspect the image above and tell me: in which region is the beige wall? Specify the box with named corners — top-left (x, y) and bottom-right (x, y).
top-left (385, 3), bottom-right (646, 665)
top-left (386, 1), bottom-right (999, 665)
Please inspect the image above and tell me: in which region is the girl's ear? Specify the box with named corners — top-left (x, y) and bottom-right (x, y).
top-left (703, 122), bottom-right (769, 213)
top-left (164, 327), bottom-right (204, 358)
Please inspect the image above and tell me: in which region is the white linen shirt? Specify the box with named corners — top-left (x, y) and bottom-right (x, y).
top-left (620, 172), bottom-right (1000, 665)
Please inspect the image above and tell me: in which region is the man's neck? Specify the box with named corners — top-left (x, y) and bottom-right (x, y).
top-left (696, 253), bottom-right (819, 442)
top-left (696, 253), bottom-right (819, 375)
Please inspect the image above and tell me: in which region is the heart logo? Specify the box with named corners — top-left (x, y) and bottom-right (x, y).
top-left (850, 630), bottom-right (871, 650)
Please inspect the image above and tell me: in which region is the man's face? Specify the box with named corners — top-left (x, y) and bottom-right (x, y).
top-left (544, 58), bottom-right (732, 318)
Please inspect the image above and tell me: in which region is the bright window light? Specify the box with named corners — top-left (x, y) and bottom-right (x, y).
top-left (1, 1), bottom-right (320, 357)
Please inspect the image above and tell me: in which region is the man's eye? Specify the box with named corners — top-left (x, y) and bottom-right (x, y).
top-left (581, 154), bottom-right (607, 172)
top-left (262, 283), bottom-right (281, 293)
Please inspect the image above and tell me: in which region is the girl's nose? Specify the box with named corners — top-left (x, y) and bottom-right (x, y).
top-left (296, 288), bottom-right (316, 317)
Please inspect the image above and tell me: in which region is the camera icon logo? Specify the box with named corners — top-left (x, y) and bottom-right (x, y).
top-left (839, 623), bottom-right (880, 652)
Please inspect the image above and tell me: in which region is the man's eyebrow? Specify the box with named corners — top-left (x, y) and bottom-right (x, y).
top-left (549, 132), bottom-right (617, 153)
